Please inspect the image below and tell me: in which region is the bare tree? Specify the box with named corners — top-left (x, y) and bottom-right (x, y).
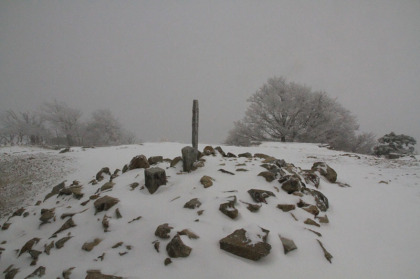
top-left (83, 109), bottom-right (122, 146)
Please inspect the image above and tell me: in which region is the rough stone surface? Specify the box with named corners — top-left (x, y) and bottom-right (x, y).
top-left (203, 146), bottom-right (216, 156)
top-left (247, 189), bottom-right (275, 203)
top-left (302, 171), bottom-right (320, 188)
top-left (277, 204), bottom-right (296, 212)
top-left (305, 189), bottom-right (329, 212)
top-left (200, 175), bottom-right (214, 188)
top-left (178, 229), bottom-right (200, 239)
top-left (183, 198), bottom-right (201, 209)
top-left (257, 171), bottom-right (276, 182)
top-left (148, 156), bottom-right (163, 165)
top-left (238, 152), bottom-right (252, 158)
top-left (144, 167), bottom-right (167, 194)
top-left (219, 202), bottom-right (238, 219)
top-left (96, 167), bottom-right (111, 182)
top-left (24, 266), bottom-right (45, 278)
top-left (170, 156), bottom-right (182, 167)
top-left (44, 181), bottom-right (66, 201)
top-left (215, 146), bottom-right (226, 157)
top-left (155, 223), bottom-right (173, 239)
top-left (100, 182), bottom-right (115, 192)
top-left (39, 208), bottom-right (55, 224)
top-left (304, 218), bottom-right (320, 227)
top-left (219, 228), bottom-right (271, 261)
top-left (94, 196), bottom-right (119, 213)
top-left (182, 146), bottom-right (198, 172)
top-left (53, 218), bottom-right (76, 236)
top-left (311, 162), bottom-right (337, 183)
top-left (166, 235), bottom-right (192, 258)
top-left (302, 205), bottom-right (320, 216)
top-left (19, 238), bottom-right (41, 257)
top-left (280, 176), bottom-right (303, 194)
top-left (279, 235), bottom-right (297, 254)
top-left (55, 236), bottom-right (72, 249)
top-left (128, 155), bottom-right (150, 170)
top-left (82, 238), bottom-right (102, 252)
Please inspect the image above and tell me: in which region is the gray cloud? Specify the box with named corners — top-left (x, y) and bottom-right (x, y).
top-left (1, 1), bottom-right (419, 144)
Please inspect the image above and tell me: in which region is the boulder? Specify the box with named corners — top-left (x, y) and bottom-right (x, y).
top-left (200, 175), bottom-right (214, 188)
top-left (302, 171), bottom-right (320, 188)
top-left (247, 189), bottom-right (275, 203)
top-left (144, 167), bottom-right (167, 194)
top-left (166, 235), bottom-right (192, 258)
top-left (305, 189), bottom-right (329, 212)
top-left (280, 175), bottom-right (303, 194)
top-left (203, 146), bottom-right (216, 156)
top-left (155, 223), bottom-right (173, 239)
top-left (277, 204), bottom-right (296, 212)
top-left (219, 227), bottom-right (271, 261)
top-left (94, 196), bottom-right (119, 213)
top-left (148, 156), bottom-right (163, 165)
top-left (311, 162), bottom-right (337, 183)
top-left (183, 198), bottom-right (201, 209)
top-left (181, 146), bottom-right (198, 172)
top-left (128, 155), bottom-right (150, 170)
top-left (257, 171), bottom-right (276, 182)
top-left (279, 235), bottom-right (297, 254)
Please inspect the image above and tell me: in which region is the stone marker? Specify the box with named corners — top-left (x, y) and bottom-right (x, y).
top-left (182, 146), bottom-right (198, 172)
top-left (145, 167), bottom-right (167, 194)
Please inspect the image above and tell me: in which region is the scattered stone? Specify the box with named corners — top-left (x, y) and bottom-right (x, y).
top-left (215, 146), bottom-right (226, 157)
top-left (302, 171), bottom-right (320, 188)
top-left (200, 175), bottom-right (214, 188)
top-left (170, 156), bottom-right (182, 168)
top-left (164, 258), bottom-right (172, 266)
top-left (311, 162), bottom-right (337, 183)
top-left (82, 238), bottom-right (102, 252)
top-left (277, 204), bottom-right (296, 212)
top-left (112, 242), bottom-right (123, 249)
top-left (203, 146), bottom-right (216, 156)
top-left (59, 147), bottom-right (70, 153)
top-left (60, 208), bottom-right (88, 219)
top-left (302, 205), bottom-right (320, 216)
top-left (290, 213), bottom-right (298, 221)
top-left (247, 189), bottom-right (275, 203)
top-left (96, 167), bottom-right (111, 182)
top-left (148, 156), bottom-right (163, 165)
top-left (153, 240), bottom-right (160, 252)
top-left (94, 196), bottom-right (119, 213)
top-left (4, 267), bottom-right (19, 279)
top-left (178, 229), bottom-right (200, 239)
top-left (236, 168), bottom-right (248, 172)
top-left (102, 215), bottom-right (109, 232)
top-left (53, 218), bottom-right (76, 236)
top-left (304, 218), bottom-right (320, 227)
top-left (166, 235), bottom-right (192, 258)
top-left (278, 235), bottom-right (297, 254)
top-left (240, 200), bottom-right (262, 212)
top-left (182, 146), bottom-right (198, 172)
top-left (317, 215), bottom-right (329, 224)
top-left (306, 228), bottom-right (322, 237)
top-left (305, 189), bottom-right (329, 212)
top-left (35, 200), bottom-right (42, 206)
top-left (145, 167), bottom-right (167, 194)
top-left (219, 202), bottom-right (239, 219)
top-left (257, 171), bottom-right (276, 182)
top-left (128, 216), bottom-right (142, 224)
top-left (62, 267), bottom-right (75, 279)
top-left (85, 269), bottom-right (123, 279)
top-left (193, 160), bottom-right (205, 169)
top-left (238, 152), bottom-right (252, 158)
top-left (280, 176), bottom-right (303, 194)
top-left (115, 208), bottom-right (122, 219)
top-left (219, 228), bottom-right (271, 261)
top-left (24, 266), bottom-right (45, 278)
top-left (218, 169), bottom-right (235, 175)
top-left (100, 182), bottom-right (115, 192)
top-left (292, 192), bottom-right (304, 197)
top-left (184, 198), bottom-right (201, 209)
top-left (129, 182), bottom-right (139, 191)
top-left (44, 241), bottom-right (54, 255)
top-left (197, 210), bottom-right (204, 215)
top-left (226, 152), bottom-right (237, 158)
top-left (2, 222), bottom-right (11, 230)
top-left (128, 155), bottom-right (150, 170)
top-left (19, 238), bottom-right (41, 257)
top-left (122, 164), bottom-right (128, 173)
top-left (155, 223), bottom-right (173, 239)
top-left (44, 181), bottom-right (66, 201)
top-left (317, 239), bottom-right (333, 263)
top-left (29, 249), bottom-right (42, 262)
top-left (55, 236), bottom-right (72, 249)
top-left (11, 207), bottom-right (25, 217)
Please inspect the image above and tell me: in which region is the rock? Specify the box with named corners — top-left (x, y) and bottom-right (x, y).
top-left (55, 236), bottom-right (72, 249)
top-left (144, 167), bottom-right (167, 194)
top-left (59, 147), bottom-right (70, 153)
top-left (178, 229), bottom-right (200, 239)
top-left (183, 198), bottom-right (201, 209)
top-left (277, 204), bottom-right (296, 212)
top-left (219, 227), bottom-right (271, 261)
top-left (280, 176), bottom-right (303, 194)
top-left (304, 218), bottom-right (320, 227)
top-left (302, 205), bottom-right (320, 216)
top-left (148, 156), bottom-right (163, 165)
top-left (155, 223), bottom-right (173, 239)
top-left (85, 270), bottom-right (123, 279)
top-left (69, 186), bottom-right (84, 199)
top-left (82, 238), bottom-right (102, 252)
top-left (170, 156), bottom-right (182, 167)
top-left (122, 164), bottom-right (128, 173)
top-left (96, 167), bottom-right (111, 181)
top-left (128, 155), bottom-right (150, 170)
top-left (240, 201), bottom-right (262, 212)
top-left (29, 249), bottom-right (42, 261)
top-left (182, 146), bottom-right (198, 172)
top-left (5, 267), bottom-right (19, 279)
top-left (53, 218), bottom-right (76, 236)
top-left (219, 202), bottom-right (239, 219)
top-left (297, 199), bottom-right (310, 208)
top-left (226, 152), bottom-right (237, 158)
top-left (44, 181), bottom-right (66, 201)
top-left (39, 208), bottom-right (55, 224)
top-left (311, 162), bottom-right (337, 183)
top-left (2, 222), bottom-right (11, 230)
top-left (94, 196), bottom-right (119, 213)
top-left (317, 239), bottom-right (333, 263)
top-left (278, 235), bottom-right (297, 254)
top-left (115, 208), bottom-right (122, 219)
top-left (257, 171), bottom-right (276, 182)
top-left (215, 146), bottom-right (227, 157)
top-left (302, 171), bottom-right (320, 188)
top-left (100, 182), bottom-right (115, 192)
top-left (317, 215), bottom-right (329, 224)
top-left (63, 267), bottom-right (75, 279)
top-left (200, 175), bottom-right (214, 188)
top-left (305, 189), bottom-right (329, 212)
top-left (218, 169), bottom-right (235, 175)
top-left (44, 241), bottom-right (54, 255)
top-left (238, 152), bottom-right (252, 158)
top-left (19, 238), bottom-right (41, 257)
top-left (164, 258), bottom-right (172, 266)
top-left (166, 235), bottom-right (192, 258)
top-left (24, 266), bottom-right (45, 278)
top-left (203, 146), bottom-right (216, 156)
top-left (102, 215), bottom-right (109, 232)
top-left (247, 189), bottom-right (275, 203)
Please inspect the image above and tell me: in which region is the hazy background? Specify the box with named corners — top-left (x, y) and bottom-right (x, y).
top-left (1, 1), bottom-right (419, 144)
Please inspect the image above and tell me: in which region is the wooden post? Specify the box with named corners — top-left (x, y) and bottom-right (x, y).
top-left (192, 100), bottom-right (199, 150)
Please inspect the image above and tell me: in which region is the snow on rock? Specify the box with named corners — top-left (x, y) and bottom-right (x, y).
top-left (0, 142), bottom-right (419, 278)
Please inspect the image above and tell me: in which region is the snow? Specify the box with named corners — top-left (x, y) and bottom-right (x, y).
top-left (0, 142), bottom-right (419, 279)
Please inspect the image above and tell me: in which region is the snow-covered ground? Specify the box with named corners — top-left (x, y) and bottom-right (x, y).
top-left (0, 142), bottom-right (419, 279)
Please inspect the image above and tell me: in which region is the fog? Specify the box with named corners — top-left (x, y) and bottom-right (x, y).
top-left (1, 1), bottom-right (419, 144)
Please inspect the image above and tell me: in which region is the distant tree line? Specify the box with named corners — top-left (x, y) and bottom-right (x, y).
top-left (0, 100), bottom-right (137, 147)
top-left (225, 77), bottom-right (416, 155)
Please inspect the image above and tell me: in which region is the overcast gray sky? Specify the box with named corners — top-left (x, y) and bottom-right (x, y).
top-left (1, 1), bottom-right (419, 144)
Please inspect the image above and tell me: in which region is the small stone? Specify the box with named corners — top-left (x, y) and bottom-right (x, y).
top-left (153, 241), bottom-right (160, 253)
top-left (55, 236), bottom-right (72, 249)
top-left (203, 146), bottom-right (216, 156)
top-left (44, 241), bottom-right (54, 255)
top-left (317, 215), bottom-right (329, 224)
top-left (164, 258), bottom-right (172, 266)
top-left (279, 235), bottom-right (297, 254)
top-left (148, 156), bottom-right (163, 165)
top-left (128, 155), bottom-right (150, 170)
top-left (115, 208), bottom-right (122, 219)
top-left (94, 196), bottom-right (119, 213)
top-left (215, 146), bottom-right (226, 157)
top-left (19, 238), bottom-right (41, 257)
top-left (53, 218), bottom-right (76, 236)
top-left (39, 208), bottom-right (55, 224)
top-left (218, 169), bottom-right (235, 175)
top-left (311, 162), bottom-right (337, 183)
top-left (24, 266), bottom-right (45, 278)
top-left (82, 238), bottom-right (102, 252)
top-left (257, 171), bottom-right (276, 182)
top-left (155, 223), bottom-right (173, 239)
top-left (200, 175), bottom-right (214, 188)
top-left (280, 176), bottom-right (303, 194)
top-left (100, 182), bottom-right (115, 192)
top-left (112, 242), bottom-right (123, 249)
top-left (170, 156), bottom-right (182, 167)
top-left (144, 167), bottom-right (167, 194)
top-left (85, 270), bottom-right (123, 279)
top-left (317, 239), bottom-right (333, 263)
top-left (247, 189), bottom-right (275, 203)
top-left (62, 267), bottom-right (75, 279)
top-left (238, 152), bottom-right (252, 158)
top-left (277, 204), bottom-right (296, 212)
top-left (166, 235), bottom-right (192, 258)
top-left (304, 218), bottom-right (320, 227)
top-left (2, 222), bottom-right (11, 230)
top-left (178, 229), bottom-right (199, 239)
top-left (5, 267), bottom-right (19, 279)
top-left (302, 205), bottom-right (320, 216)
top-left (219, 202), bottom-right (238, 219)
top-left (184, 198), bottom-right (201, 209)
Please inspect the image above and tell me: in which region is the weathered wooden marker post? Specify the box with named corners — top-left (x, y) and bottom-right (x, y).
top-left (192, 99), bottom-right (199, 150)
top-left (181, 100), bottom-right (199, 172)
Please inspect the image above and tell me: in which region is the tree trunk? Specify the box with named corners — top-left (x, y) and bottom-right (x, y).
top-left (281, 136), bottom-right (286, 142)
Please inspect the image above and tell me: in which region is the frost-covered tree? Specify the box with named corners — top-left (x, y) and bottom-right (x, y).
top-left (373, 132), bottom-right (416, 157)
top-left (83, 109), bottom-right (123, 146)
top-left (40, 100), bottom-right (82, 146)
top-left (225, 77), bottom-right (361, 151)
